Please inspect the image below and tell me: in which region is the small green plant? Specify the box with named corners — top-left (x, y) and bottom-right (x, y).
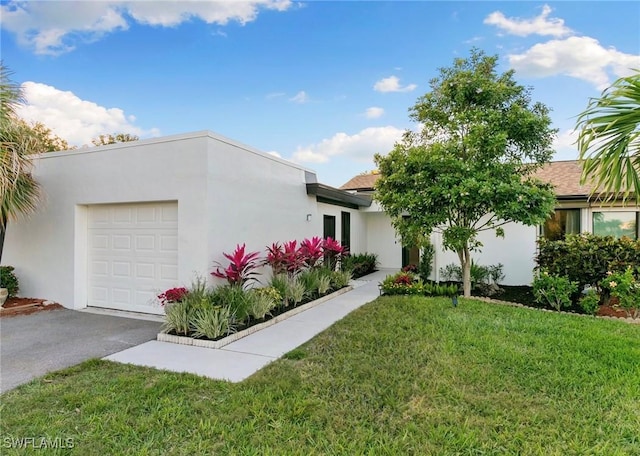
top-left (532, 271), bottom-right (578, 311)
top-left (247, 289), bottom-right (277, 320)
top-left (191, 306), bottom-right (235, 340)
top-left (298, 269), bottom-right (321, 299)
top-left (341, 252), bottom-right (378, 278)
top-left (269, 274), bottom-right (290, 307)
top-left (0, 266), bottom-right (19, 297)
top-left (162, 301), bottom-right (194, 336)
top-left (253, 286), bottom-right (282, 306)
top-left (287, 277), bottom-right (306, 306)
top-left (317, 274), bottom-right (332, 295)
top-left (602, 267), bottom-right (640, 319)
top-left (211, 285), bottom-right (252, 323)
top-left (330, 269), bottom-right (352, 289)
top-left (418, 242), bottom-right (435, 281)
top-left (579, 289), bottom-right (601, 316)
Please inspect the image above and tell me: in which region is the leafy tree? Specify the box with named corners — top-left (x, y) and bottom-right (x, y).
top-left (91, 133), bottom-right (139, 146)
top-left (24, 120), bottom-right (71, 152)
top-left (0, 63), bottom-right (41, 263)
top-left (374, 49), bottom-right (557, 297)
top-left (576, 71), bottom-right (640, 203)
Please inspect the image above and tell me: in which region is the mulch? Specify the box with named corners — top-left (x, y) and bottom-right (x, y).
top-left (0, 297), bottom-right (64, 318)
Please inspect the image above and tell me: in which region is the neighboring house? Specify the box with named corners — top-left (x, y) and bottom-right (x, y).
top-left (340, 160), bottom-right (639, 285)
top-left (4, 131), bottom-right (638, 316)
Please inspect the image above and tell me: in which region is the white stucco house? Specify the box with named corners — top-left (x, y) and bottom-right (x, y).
top-left (340, 160), bottom-right (639, 285)
top-left (4, 131), bottom-right (638, 315)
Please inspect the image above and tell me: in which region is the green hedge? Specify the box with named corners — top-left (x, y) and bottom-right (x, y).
top-left (0, 266), bottom-right (20, 297)
top-left (536, 234), bottom-right (640, 292)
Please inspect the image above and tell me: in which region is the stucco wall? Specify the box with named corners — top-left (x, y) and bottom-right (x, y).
top-left (3, 131), bottom-right (326, 308)
top-left (434, 222), bottom-right (538, 286)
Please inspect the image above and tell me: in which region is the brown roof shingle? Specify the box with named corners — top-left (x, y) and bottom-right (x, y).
top-left (340, 160), bottom-right (594, 197)
top-left (340, 173), bottom-right (381, 191)
top-left (532, 160), bottom-right (593, 197)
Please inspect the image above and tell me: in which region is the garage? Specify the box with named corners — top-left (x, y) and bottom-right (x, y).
top-left (87, 202), bottom-right (178, 315)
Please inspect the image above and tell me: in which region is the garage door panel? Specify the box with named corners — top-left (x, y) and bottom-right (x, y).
top-left (88, 202), bottom-right (178, 315)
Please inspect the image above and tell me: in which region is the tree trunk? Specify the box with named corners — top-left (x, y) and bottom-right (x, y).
top-left (458, 247), bottom-right (471, 298)
top-left (0, 220), bottom-right (5, 266)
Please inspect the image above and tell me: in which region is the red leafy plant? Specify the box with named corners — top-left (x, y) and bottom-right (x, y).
top-left (282, 240), bottom-right (304, 276)
top-left (157, 287), bottom-right (189, 306)
top-left (212, 244), bottom-right (261, 287)
top-left (323, 237), bottom-right (347, 270)
top-left (265, 242), bottom-right (287, 275)
top-left (300, 236), bottom-right (324, 269)
top-left (393, 273), bottom-right (413, 285)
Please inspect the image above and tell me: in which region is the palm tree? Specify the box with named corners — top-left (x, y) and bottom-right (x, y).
top-left (0, 63), bottom-right (41, 263)
top-left (576, 71), bottom-right (640, 203)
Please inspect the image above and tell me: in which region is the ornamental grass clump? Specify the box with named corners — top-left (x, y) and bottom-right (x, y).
top-left (532, 271), bottom-right (578, 311)
top-left (191, 306), bottom-right (235, 340)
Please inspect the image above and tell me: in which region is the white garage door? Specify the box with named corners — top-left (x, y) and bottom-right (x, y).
top-left (88, 202), bottom-right (178, 315)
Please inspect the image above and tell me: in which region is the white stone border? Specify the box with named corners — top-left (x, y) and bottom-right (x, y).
top-left (157, 286), bottom-right (354, 349)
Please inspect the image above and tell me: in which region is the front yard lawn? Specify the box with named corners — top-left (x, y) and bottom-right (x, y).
top-left (1, 296), bottom-right (639, 455)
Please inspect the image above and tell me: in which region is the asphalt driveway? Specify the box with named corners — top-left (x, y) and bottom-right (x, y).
top-left (0, 308), bottom-right (161, 393)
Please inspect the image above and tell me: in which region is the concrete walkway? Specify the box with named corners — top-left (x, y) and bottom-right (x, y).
top-left (105, 269), bottom-right (390, 382)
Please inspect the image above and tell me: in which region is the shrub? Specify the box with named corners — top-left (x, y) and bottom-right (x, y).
top-left (191, 306), bottom-right (235, 340)
top-left (323, 237), bottom-right (347, 271)
top-left (298, 268), bottom-right (321, 299)
top-left (157, 287), bottom-right (189, 306)
top-left (330, 269), bottom-right (352, 289)
top-left (211, 244), bottom-right (261, 287)
top-left (603, 267), bottom-right (640, 319)
top-left (253, 286), bottom-right (282, 306)
top-left (402, 264), bottom-right (417, 273)
top-left (537, 234), bottom-right (640, 295)
top-left (532, 271), bottom-right (578, 311)
top-left (418, 242), bottom-right (435, 281)
top-left (579, 289), bottom-right (601, 316)
top-left (211, 285), bottom-right (252, 323)
top-left (438, 261), bottom-right (497, 291)
top-left (162, 301), bottom-right (195, 336)
top-left (379, 272), bottom-right (458, 297)
top-left (248, 288), bottom-right (280, 320)
top-left (341, 252), bottom-right (378, 279)
top-left (299, 237), bottom-right (324, 269)
top-left (0, 266), bottom-right (19, 297)
top-left (269, 274), bottom-right (289, 307)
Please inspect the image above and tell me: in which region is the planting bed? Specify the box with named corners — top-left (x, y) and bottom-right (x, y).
top-left (158, 285), bottom-right (353, 349)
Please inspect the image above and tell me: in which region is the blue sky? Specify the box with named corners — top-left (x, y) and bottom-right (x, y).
top-left (2, 1), bottom-right (639, 187)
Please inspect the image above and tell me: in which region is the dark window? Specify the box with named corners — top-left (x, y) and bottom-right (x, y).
top-left (323, 215), bottom-right (336, 239)
top-left (341, 211), bottom-right (351, 252)
top-left (592, 211), bottom-right (638, 240)
top-left (542, 209), bottom-right (581, 240)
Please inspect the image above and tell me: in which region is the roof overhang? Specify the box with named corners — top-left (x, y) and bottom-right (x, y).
top-left (306, 183), bottom-right (372, 209)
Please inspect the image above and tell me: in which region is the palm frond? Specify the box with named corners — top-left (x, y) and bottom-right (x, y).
top-left (576, 71), bottom-right (640, 203)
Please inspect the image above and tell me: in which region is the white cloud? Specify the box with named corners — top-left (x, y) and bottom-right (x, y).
top-left (267, 150), bottom-right (282, 158)
top-left (292, 126), bottom-right (404, 164)
top-left (16, 82), bottom-right (160, 146)
top-left (364, 107), bottom-right (384, 119)
top-left (265, 92), bottom-right (285, 100)
top-left (373, 76), bottom-right (417, 93)
top-left (484, 4), bottom-right (572, 37)
top-left (0, 0), bottom-right (292, 55)
top-left (289, 91), bottom-right (309, 104)
top-left (508, 36), bottom-right (640, 90)
top-left (552, 128), bottom-right (579, 157)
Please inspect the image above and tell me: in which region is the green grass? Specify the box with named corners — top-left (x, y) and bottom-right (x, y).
top-left (1, 297), bottom-right (639, 455)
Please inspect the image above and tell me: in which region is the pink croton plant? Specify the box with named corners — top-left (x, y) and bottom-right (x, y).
top-left (211, 243), bottom-right (261, 287)
top-left (323, 237), bottom-right (348, 270)
top-left (300, 236), bottom-right (324, 269)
